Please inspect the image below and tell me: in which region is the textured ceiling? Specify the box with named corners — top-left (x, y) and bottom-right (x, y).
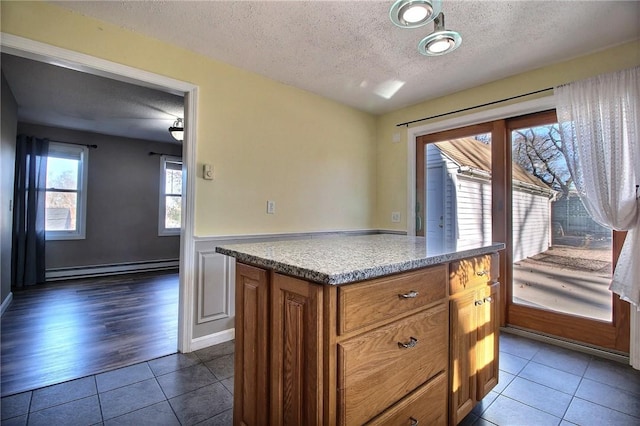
top-left (3, 1), bottom-right (639, 143)
top-left (51, 0), bottom-right (640, 114)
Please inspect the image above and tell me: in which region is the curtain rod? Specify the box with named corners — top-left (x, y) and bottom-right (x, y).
top-left (396, 87), bottom-right (554, 127)
top-left (149, 151), bottom-right (181, 157)
top-left (51, 139), bottom-right (97, 149)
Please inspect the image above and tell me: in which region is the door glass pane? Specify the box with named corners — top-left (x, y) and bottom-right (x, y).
top-left (511, 123), bottom-right (612, 321)
top-left (425, 133), bottom-right (492, 252)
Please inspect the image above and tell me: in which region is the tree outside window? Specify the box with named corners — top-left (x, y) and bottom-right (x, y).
top-left (45, 143), bottom-right (88, 239)
top-left (159, 156), bottom-right (182, 235)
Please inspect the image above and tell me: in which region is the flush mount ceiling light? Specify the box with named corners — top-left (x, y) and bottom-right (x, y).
top-left (418, 12), bottom-right (462, 56)
top-left (168, 118), bottom-right (184, 142)
top-left (389, 0), bottom-right (442, 28)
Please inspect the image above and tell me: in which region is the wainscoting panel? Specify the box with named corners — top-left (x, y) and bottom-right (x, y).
top-left (191, 230), bottom-right (401, 344)
top-left (197, 249), bottom-right (234, 324)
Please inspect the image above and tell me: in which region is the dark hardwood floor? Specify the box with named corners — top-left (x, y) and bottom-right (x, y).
top-left (0, 271), bottom-right (179, 397)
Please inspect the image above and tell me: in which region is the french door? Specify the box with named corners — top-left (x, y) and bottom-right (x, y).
top-left (416, 111), bottom-right (629, 352)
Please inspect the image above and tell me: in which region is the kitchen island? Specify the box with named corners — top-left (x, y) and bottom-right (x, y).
top-left (216, 234), bottom-right (504, 426)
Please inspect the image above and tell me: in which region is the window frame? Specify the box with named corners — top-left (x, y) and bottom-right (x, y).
top-left (45, 142), bottom-right (89, 241)
top-left (158, 155), bottom-right (183, 236)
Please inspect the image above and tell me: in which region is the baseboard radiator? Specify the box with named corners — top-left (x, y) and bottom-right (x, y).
top-left (45, 259), bottom-right (179, 281)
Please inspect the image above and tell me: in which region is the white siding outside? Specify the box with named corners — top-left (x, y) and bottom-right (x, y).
top-left (455, 175), bottom-right (493, 250)
top-left (512, 189), bottom-right (552, 262)
top-left (425, 144), bottom-right (552, 258)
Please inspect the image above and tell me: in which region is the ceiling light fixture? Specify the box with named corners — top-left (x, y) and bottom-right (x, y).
top-left (389, 0), bottom-right (441, 28)
top-left (418, 12), bottom-right (462, 56)
top-left (168, 118), bottom-right (184, 142)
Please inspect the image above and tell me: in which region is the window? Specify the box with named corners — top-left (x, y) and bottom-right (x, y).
top-left (45, 142), bottom-right (88, 240)
top-left (159, 155), bottom-right (182, 236)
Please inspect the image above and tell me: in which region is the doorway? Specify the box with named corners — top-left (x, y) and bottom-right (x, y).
top-left (0, 35), bottom-right (198, 392)
top-left (415, 111), bottom-right (629, 352)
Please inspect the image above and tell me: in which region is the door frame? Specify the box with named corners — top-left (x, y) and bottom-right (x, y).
top-left (1, 33), bottom-right (198, 352)
top-left (406, 97), bottom-right (557, 237)
top-left (503, 110), bottom-right (629, 351)
top-left (406, 96), bottom-right (629, 352)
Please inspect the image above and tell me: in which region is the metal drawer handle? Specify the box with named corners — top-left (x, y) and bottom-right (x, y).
top-left (398, 337), bottom-right (418, 349)
top-left (476, 270), bottom-right (488, 277)
top-left (399, 290), bottom-right (419, 299)
top-left (410, 417), bottom-right (419, 426)
top-left (484, 296), bottom-right (493, 303)
top-left (474, 300), bottom-right (484, 306)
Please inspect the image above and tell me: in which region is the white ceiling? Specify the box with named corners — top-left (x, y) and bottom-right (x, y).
top-left (2, 1), bottom-right (638, 143)
top-left (51, 0), bottom-right (640, 114)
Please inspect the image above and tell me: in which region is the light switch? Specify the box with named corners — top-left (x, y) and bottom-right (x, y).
top-left (203, 164), bottom-right (213, 180)
top-left (267, 200), bottom-right (276, 214)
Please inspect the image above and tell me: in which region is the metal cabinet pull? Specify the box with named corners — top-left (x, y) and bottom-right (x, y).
top-left (476, 270), bottom-right (488, 277)
top-left (398, 337), bottom-right (418, 349)
top-left (399, 290), bottom-right (419, 299)
top-left (484, 296), bottom-right (493, 303)
top-left (410, 417), bottom-right (419, 426)
top-left (474, 300), bottom-right (484, 306)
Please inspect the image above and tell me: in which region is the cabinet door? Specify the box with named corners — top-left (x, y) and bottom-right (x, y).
top-left (270, 274), bottom-right (323, 426)
top-left (477, 282), bottom-right (500, 399)
top-left (234, 264), bottom-right (270, 426)
top-left (449, 291), bottom-right (478, 425)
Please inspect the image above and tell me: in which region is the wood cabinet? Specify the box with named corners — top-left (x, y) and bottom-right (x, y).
top-left (233, 253), bottom-right (500, 426)
top-left (270, 273), bottom-right (323, 426)
top-left (449, 254), bottom-right (500, 425)
top-left (234, 263), bottom-right (270, 426)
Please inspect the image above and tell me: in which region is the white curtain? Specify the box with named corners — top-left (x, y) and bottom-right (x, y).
top-left (555, 66), bottom-right (640, 369)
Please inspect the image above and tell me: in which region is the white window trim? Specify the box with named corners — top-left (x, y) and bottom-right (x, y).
top-left (45, 142), bottom-right (88, 241)
top-left (159, 155), bottom-right (182, 236)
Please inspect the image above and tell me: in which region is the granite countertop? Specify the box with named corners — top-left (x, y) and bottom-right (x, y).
top-left (216, 234), bottom-right (504, 285)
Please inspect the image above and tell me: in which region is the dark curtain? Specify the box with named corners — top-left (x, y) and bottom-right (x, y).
top-left (12, 135), bottom-right (49, 289)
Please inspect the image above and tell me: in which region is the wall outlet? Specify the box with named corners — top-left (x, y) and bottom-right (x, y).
top-left (391, 211), bottom-right (401, 223)
top-left (267, 200), bottom-right (276, 214)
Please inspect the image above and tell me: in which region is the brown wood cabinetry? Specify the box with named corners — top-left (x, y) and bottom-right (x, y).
top-left (233, 253), bottom-right (500, 426)
top-left (449, 255), bottom-right (500, 425)
top-left (234, 263), bottom-right (270, 426)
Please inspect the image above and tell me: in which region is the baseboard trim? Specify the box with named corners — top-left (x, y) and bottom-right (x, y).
top-left (45, 259), bottom-right (179, 281)
top-left (502, 326), bottom-right (630, 364)
top-left (1, 292), bottom-right (13, 316)
top-left (190, 328), bottom-right (235, 351)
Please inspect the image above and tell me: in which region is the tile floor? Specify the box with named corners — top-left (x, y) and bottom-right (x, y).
top-left (2, 333), bottom-right (640, 425)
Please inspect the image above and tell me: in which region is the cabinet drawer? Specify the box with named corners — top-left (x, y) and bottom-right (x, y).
top-left (449, 253), bottom-right (499, 295)
top-left (338, 265), bottom-right (447, 334)
top-left (366, 371), bottom-right (447, 426)
top-left (337, 304), bottom-right (448, 425)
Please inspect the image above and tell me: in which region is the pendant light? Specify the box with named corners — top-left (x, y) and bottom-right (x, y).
top-left (168, 118), bottom-right (184, 142)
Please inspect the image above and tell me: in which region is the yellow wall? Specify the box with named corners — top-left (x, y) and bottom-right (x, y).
top-left (375, 40), bottom-right (640, 231)
top-left (0, 1), bottom-right (377, 236)
top-left (3, 2), bottom-right (639, 237)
